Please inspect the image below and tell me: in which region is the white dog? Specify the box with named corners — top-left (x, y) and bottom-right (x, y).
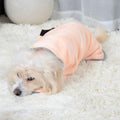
top-left (8, 22), bottom-right (108, 96)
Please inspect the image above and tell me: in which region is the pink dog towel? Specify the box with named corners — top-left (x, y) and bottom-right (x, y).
top-left (32, 22), bottom-right (105, 77)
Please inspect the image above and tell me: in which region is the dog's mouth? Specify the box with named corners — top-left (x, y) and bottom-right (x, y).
top-left (32, 88), bottom-right (47, 94)
top-left (26, 87), bottom-right (48, 95)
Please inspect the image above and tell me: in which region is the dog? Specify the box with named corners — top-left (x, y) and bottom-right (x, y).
top-left (8, 22), bottom-right (108, 96)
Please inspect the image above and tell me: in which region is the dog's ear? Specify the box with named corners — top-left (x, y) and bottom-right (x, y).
top-left (41, 68), bottom-right (64, 94)
top-left (50, 69), bottom-right (64, 94)
top-left (52, 69), bottom-right (63, 82)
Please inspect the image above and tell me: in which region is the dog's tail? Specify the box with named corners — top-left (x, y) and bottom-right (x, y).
top-left (94, 28), bottom-right (108, 43)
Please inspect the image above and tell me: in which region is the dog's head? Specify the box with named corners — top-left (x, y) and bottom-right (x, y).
top-left (8, 50), bottom-right (64, 96)
top-left (8, 65), bottom-right (43, 96)
top-left (8, 58), bottom-right (64, 96)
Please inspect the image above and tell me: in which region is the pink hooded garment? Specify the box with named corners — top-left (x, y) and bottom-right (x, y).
top-left (32, 22), bottom-right (105, 77)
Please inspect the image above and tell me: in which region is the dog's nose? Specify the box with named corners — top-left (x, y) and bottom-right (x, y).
top-left (14, 88), bottom-right (22, 96)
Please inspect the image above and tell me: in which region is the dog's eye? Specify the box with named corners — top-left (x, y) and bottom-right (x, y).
top-left (17, 73), bottom-right (19, 78)
top-left (27, 77), bottom-right (35, 81)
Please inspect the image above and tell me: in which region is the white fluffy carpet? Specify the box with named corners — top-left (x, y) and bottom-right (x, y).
top-left (0, 16), bottom-right (120, 120)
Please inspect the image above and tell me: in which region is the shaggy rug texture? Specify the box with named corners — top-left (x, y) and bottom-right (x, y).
top-left (0, 16), bottom-right (120, 120)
